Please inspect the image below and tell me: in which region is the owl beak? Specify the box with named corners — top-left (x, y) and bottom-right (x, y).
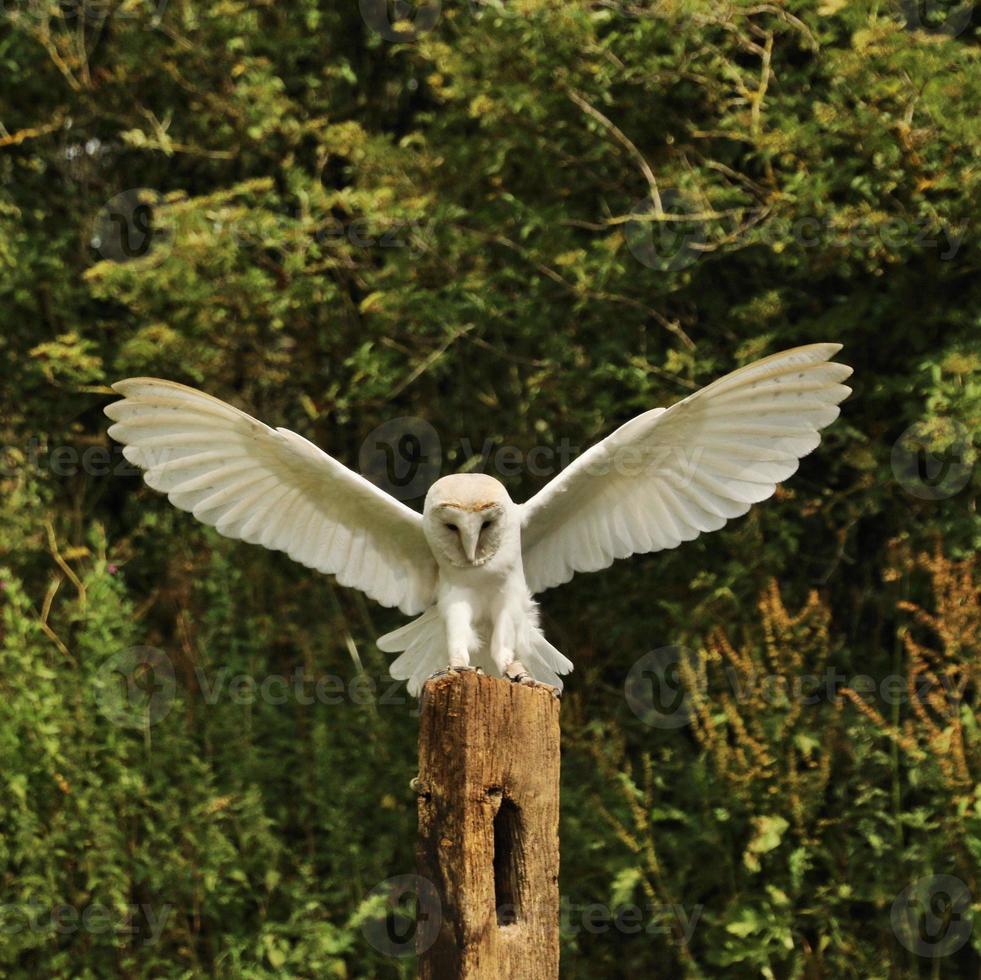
top-left (458, 518), bottom-right (481, 564)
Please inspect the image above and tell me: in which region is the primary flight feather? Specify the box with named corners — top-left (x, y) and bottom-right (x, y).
top-left (105, 343), bottom-right (852, 695)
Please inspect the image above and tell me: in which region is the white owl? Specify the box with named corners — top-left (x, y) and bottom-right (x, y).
top-left (105, 343), bottom-right (851, 695)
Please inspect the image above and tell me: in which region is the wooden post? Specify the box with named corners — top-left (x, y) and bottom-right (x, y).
top-left (416, 670), bottom-right (560, 979)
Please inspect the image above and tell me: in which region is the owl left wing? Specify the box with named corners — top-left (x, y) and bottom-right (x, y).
top-left (519, 344), bottom-right (852, 595)
top-left (106, 379), bottom-right (437, 614)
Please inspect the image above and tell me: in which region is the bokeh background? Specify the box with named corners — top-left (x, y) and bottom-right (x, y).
top-left (1, 0), bottom-right (978, 976)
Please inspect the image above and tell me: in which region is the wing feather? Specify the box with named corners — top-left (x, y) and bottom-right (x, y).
top-left (520, 344), bottom-right (851, 594)
top-left (106, 378), bottom-right (437, 614)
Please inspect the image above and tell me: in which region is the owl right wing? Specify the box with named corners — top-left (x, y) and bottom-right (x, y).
top-left (519, 344), bottom-right (852, 594)
top-left (106, 379), bottom-right (438, 615)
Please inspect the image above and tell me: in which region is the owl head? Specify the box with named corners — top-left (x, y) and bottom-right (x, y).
top-left (422, 474), bottom-right (514, 568)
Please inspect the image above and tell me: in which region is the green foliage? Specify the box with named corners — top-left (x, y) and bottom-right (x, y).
top-left (0, 0), bottom-right (978, 975)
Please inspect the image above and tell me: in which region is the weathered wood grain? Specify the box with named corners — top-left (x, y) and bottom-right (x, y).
top-left (416, 671), bottom-right (560, 979)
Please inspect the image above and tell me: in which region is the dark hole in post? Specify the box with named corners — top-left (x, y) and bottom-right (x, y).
top-left (493, 796), bottom-right (522, 927)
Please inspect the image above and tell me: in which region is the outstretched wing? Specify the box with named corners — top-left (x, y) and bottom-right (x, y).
top-left (519, 344), bottom-right (852, 594)
top-left (105, 379), bottom-right (437, 614)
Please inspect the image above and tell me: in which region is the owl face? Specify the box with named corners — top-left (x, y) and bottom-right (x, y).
top-left (423, 474), bottom-right (513, 568)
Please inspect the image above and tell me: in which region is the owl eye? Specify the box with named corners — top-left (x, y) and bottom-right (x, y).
top-left (446, 522), bottom-right (458, 532)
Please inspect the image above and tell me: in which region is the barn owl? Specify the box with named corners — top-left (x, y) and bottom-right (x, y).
top-left (105, 343), bottom-right (851, 695)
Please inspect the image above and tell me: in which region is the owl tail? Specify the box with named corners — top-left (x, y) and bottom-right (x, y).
top-left (377, 609), bottom-right (448, 698)
top-left (521, 630), bottom-right (574, 691)
top-left (378, 609), bottom-right (574, 696)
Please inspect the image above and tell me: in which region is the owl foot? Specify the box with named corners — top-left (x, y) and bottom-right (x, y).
top-left (428, 665), bottom-right (484, 681)
top-left (504, 661), bottom-right (561, 698)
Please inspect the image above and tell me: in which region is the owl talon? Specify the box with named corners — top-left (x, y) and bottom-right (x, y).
top-left (521, 676), bottom-right (561, 695)
top-left (428, 665), bottom-right (483, 681)
top-left (503, 661), bottom-right (560, 696)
